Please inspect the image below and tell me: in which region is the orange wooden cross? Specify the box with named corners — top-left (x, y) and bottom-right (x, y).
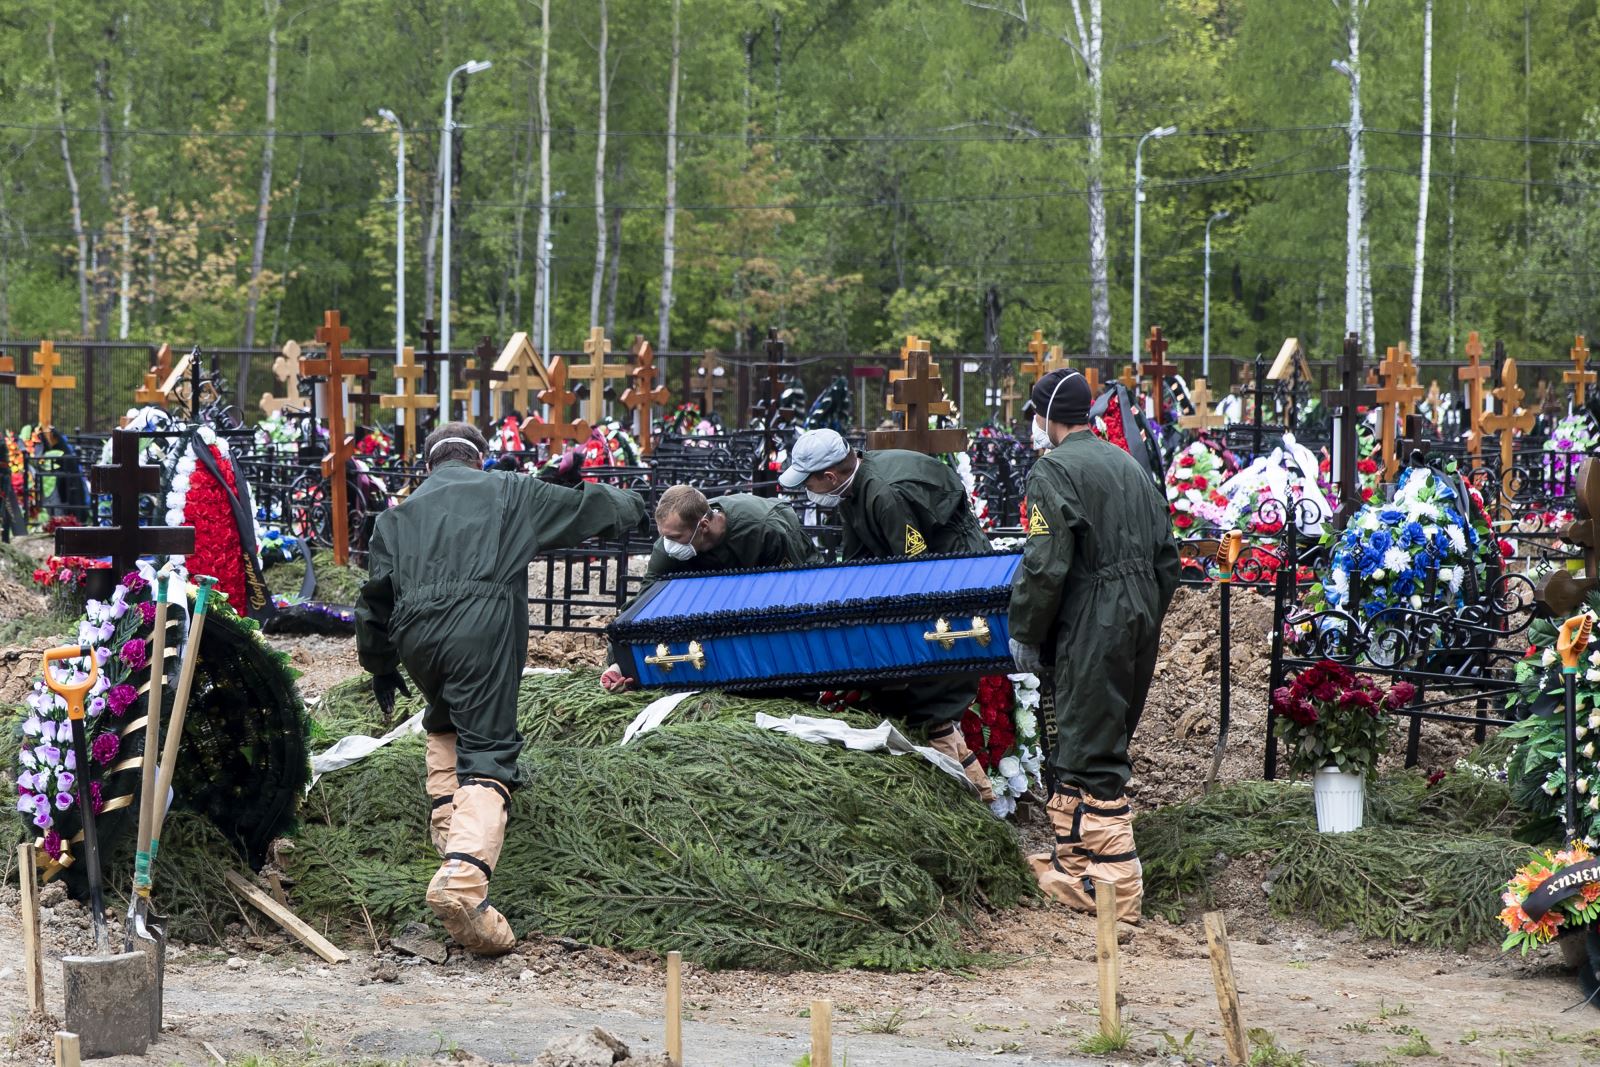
top-left (259, 341), bottom-right (306, 418)
top-left (1457, 331), bottom-right (1491, 457)
top-left (887, 335), bottom-right (952, 417)
top-left (621, 337), bottom-right (671, 456)
top-left (18, 341), bottom-right (76, 428)
top-left (152, 342), bottom-right (173, 382)
top-left (1084, 365), bottom-right (1101, 396)
top-left (1376, 344), bottom-right (1423, 482)
top-left (380, 345), bottom-right (437, 459)
top-left (1569, 335), bottom-right (1596, 407)
top-left (1022, 330), bottom-right (1051, 380)
top-left (1144, 326), bottom-right (1175, 420)
top-left (522, 356), bottom-right (592, 448)
top-left (134, 371), bottom-right (167, 407)
top-left (300, 310), bottom-right (369, 566)
top-left (867, 345), bottom-right (966, 454)
top-left (567, 327), bottom-right (628, 424)
top-left (0, 352), bottom-right (13, 389)
top-left (1118, 363), bottom-right (1141, 394)
top-left (697, 350), bottom-right (727, 417)
top-left (1178, 378), bottom-right (1225, 432)
top-left (999, 373), bottom-right (1020, 424)
top-left (493, 332), bottom-right (549, 415)
top-left (1483, 356), bottom-right (1536, 514)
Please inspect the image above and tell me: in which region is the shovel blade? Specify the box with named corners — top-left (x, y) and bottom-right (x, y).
top-left (127, 902), bottom-right (166, 1043)
top-left (63, 950), bottom-right (153, 1058)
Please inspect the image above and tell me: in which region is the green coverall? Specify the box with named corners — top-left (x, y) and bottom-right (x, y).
top-left (356, 462), bottom-right (646, 786)
top-left (610, 493), bottom-right (820, 672)
top-left (1007, 431), bottom-right (1182, 800)
top-left (835, 449), bottom-right (990, 726)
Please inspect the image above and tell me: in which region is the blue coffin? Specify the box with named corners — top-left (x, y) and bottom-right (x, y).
top-left (608, 551), bottom-right (1022, 691)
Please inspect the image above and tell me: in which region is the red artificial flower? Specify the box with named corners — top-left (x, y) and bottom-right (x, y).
top-left (185, 445), bottom-right (248, 608)
top-left (1361, 487), bottom-right (1375, 501)
top-left (1174, 513), bottom-right (1194, 529)
top-left (1499, 539), bottom-right (1515, 559)
top-left (1191, 475), bottom-right (1208, 490)
top-left (1357, 458), bottom-right (1379, 475)
top-left (1179, 454), bottom-right (1196, 468)
top-left (1426, 769), bottom-right (1447, 787)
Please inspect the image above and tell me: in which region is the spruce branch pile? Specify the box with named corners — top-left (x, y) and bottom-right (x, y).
top-left (1138, 769), bottom-right (1529, 949)
top-left (288, 671), bottom-right (1033, 971)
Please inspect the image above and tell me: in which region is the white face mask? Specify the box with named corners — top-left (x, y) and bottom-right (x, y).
top-left (661, 538), bottom-right (697, 561)
top-left (1032, 418), bottom-right (1053, 452)
top-left (806, 466), bottom-right (856, 509)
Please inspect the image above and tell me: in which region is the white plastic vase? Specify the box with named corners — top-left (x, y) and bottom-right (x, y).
top-left (1313, 766), bottom-right (1366, 833)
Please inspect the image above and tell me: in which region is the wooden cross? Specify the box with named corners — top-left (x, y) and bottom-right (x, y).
top-left (415, 317), bottom-right (446, 401)
top-left (1457, 332), bottom-right (1491, 464)
top-left (752, 327), bottom-right (800, 425)
top-left (697, 350), bottom-right (727, 417)
top-left (1483, 355), bottom-right (1536, 514)
top-left (1375, 344), bottom-right (1424, 482)
top-left (867, 345), bottom-right (966, 454)
top-left (1178, 378), bottom-right (1225, 432)
top-left (380, 345), bottom-right (437, 459)
top-left (1323, 333), bottom-right (1375, 525)
top-left (259, 342), bottom-right (307, 418)
top-left (1118, 364), bottom-right (1141, 394)
top-left (157, 348), bottom-right (192, 399)
top-left (1569, 335), bottom-right (1596, 408)
top-left (492, 332), bottom-right (549, 416)
top-left (450, 336), bottom-right (508, 429)
top-left (152, 343), bottom-right (172, 383)
top-left (299, 310), bottom-right (368, 566)
top-left (621, 337), bottom-right (671, 456)
top-left (54, 428), bottom-right (195, 577)
top-left (1144, 326), bottom-right (1175, 421)
top-left (134, 371), bottom-right (167, 407)
top-left (0, 352), bottom-right (13, 389)
top-left (521, 357), bottom-right (591, 448)
top-left (1022, 330), bottom-right (1050, 380)
top-left (18, 341), bottom-right (75, 429)
top-left (1423, 380), bottom-right (1443, 418)
top-left (565, 327), bottom-right (628, 425)
top-left (1083, 365), bottom-right (1101, 396)
top-left (999, 373), bottom-right (1021, 424)
top-left (348, 361), bottom-right (385, 428)
top-left (887, 335), bottom-right (952, 417)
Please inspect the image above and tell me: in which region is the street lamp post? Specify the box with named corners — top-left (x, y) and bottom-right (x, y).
top-left (1132, 124), bottom-right (1178, 369)
top-left (1203, 209), bottom-right (1230, 378)
top-left (440, 58), bottom-right (492, 426)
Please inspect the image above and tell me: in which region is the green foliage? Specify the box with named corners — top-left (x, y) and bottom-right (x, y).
top-left (286, 669), bottom-right (1032, 972)
top-left (264, 550), bottom-right (367, 606)
top-left (1138, 770), bottom-right (1531, 949)
top-left (1077, 1027), bottom-right (1133, 1054)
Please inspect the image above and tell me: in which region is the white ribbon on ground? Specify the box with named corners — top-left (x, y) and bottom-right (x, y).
top-left (621, 690), bottom-right (701, 745)
top-left (752, 712), bottom-right (976, 794)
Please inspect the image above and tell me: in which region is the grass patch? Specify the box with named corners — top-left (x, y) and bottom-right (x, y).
top-left (0, 608), bottom-right (76, 646)
top-left (1138, 769), bottom-right (1532, 949)
top-left (264, 549), bottom-right (367, 605)
top-left (1077, 1027), bottom-right (1132, 1054)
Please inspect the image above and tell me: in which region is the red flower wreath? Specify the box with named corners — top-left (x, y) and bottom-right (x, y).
top-left (186, 445), bottom-right (248, 607)
top-left (960, 674), bottom-right (1018, 771)
top-left (1098, 392), bottom-right (1132, 454)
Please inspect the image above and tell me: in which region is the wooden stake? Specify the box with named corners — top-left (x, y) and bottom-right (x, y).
top-left (18, 842), bottom-right (44, 1016)
top-left (224, 870), bottom-right (349, 964)
top-left (809, 999), bottom-right (832, 1067)
top-left (1095, 881), bottom-right (1121, 1038)
top-left (53, 1032), bottom-right (81, 1067)
top-left (665, 950), bottom-right (683, 1065)
top-left (1203, 911), bottom-right (1249, 1066)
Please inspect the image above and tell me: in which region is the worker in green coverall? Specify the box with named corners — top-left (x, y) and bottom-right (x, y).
top-left (355, 423), bottom-right (646, 956)
top-left (601, 484), bottom-right (820, 691)
top-left (1007, 368), bottom-right (1181, 924)
top-left (779, 428), bottom-right (997, 805)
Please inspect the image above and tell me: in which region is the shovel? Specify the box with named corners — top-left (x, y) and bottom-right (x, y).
top-left (124, 566), bottom-right (174, 1042)
top-left (46, 644), bottom-right (153, 1058)
top-left (141, 575), bottom-right (216, 1035)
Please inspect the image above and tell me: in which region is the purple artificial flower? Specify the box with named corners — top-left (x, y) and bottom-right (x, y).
top-left (119, 638), bottom-right (149, 671)
top-left (15, 771), bottom-right (35, 792)
top-left (90, 781), bottom-right (104, 814)
top-left (54, 791), bottom-right (72, 812)
top-left (106, 683), bottom-right (138, 717)
top-left (56, 771), bottom-right (74, 795)
top-left (35, 744), bottom-right (61, 767)
top-left (41, 831), bottom-right (62, 860)
top-left (88, 697), bottom-right (106, 718)
top-left (64, 749), bottom-right (76, 771)
top-left (121, 571), bottom-right (147, 595)
top-left (15, 795), bottom-right (34, 815)
top-left (91, 731), bottom-right (120, 765)
top-left (139, 601), bottom-right (157, 626)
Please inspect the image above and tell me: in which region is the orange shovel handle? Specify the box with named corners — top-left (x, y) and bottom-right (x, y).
top-left (42, 645), bottom-right (99, 721)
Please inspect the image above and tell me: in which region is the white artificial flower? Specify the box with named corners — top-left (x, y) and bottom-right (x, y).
top-left (1447, 526), bottom-right (1469, 555)
top-left (1545, 647), bottom-right (1561, 668)
top-left (1167, 485), bottom-right (1179, 502)
top-left (1580, 727), bottom-right (1590, 740)
top-left (1410, 595), bottom-right (1424, 609)
top-left (1579, 778), bottom-right (1589, 795)
top-left (165, 509), bottom-right (184, 527)
top-left (1382, 546), bottom-right (1412, 574)
top-left (1590, 796), bottom-right (1599, 812)
top-left (1360, 510), bottom-right (1382, 532)
top-left (165, 491), bottom-right (186, 511)
top-left (989, 795), bottom-right (1016, 819)
top-left (171, 473), bottom-right (190, 493)
top-left (998, 756), bottom-right (1022, 779)
top-left (1329, 568), bottom-right (1350, 598)
top-left (1014, 708), bottom-right (1037, 738)
top-left (1588, 710), bottom-right (1599, 730)
top-left (1007, 773), bottom-right (1028, 794)
top-left (197, 425), bottom-right (216, 446)
top-left (1173, 497), bottom-right (1192, 513)
top-left (1371, 569), bottom-right (1386, 582)
top-left (1587, 669), bottom-right (1600, 685)
top-left (1585, 742), bottom-right (1596, 759)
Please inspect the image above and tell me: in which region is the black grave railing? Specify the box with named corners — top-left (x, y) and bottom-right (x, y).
top-left (1263, 516), bottom-right (1535, 779)
top-left (19, 452), bottom-right (95, 527)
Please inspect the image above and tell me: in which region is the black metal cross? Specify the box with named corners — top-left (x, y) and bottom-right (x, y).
top-left (347, 365), bottom-right (384, 428)
top-left (751, 327), bottom-right (796, 426)
top-left (1322, 333), bottom-right (1374, 527)
top-left (416, 317), bottom-right (445, 398)
top-left (1403, 413), bottom-right (1430, 470)
top-left (55, 429), bottom-right (195, 577)
top-left (460, 336), bottom-right (509, 430)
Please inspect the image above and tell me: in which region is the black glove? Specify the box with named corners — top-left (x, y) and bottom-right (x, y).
top-left (538, 446), bottom-right (586, 488)
top-left (372, 671), bottom-right (412, 719)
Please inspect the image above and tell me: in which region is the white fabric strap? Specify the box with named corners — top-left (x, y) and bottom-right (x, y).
top-left (428, 436), bottom-right (481, 458)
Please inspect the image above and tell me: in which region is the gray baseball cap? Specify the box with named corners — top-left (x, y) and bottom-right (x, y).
top-left (779, 428), bottom-right (850, 488)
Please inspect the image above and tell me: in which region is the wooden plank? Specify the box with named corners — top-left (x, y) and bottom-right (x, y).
top-left (18, 843), bottom-right (44, 1015)
top-left (809, 999), bottom-right (832, 1067)
top-left (53, 1032), bottom-right (81, 1067)
top-left (224, 870), bottom-right (349, 964)
top-left (665, 950), bottom-right (683, 1064)
top-left (1095, 880), bottom-right (1121, 1038)
top-left (1203, 911), bottom-right (1250, 1066)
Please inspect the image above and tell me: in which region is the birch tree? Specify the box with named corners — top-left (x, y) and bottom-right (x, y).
top-left (1332, 0), bottom-right (1369, 351)
top-left (964, 0), bottom-right (1108, 359)
top-left (589, 0), bottom-right (610, 329)
top-left (1409, 0), bottom-right (1433, 356)
top-left (241, 0), bottom-right (281, 397)
top-left (531, 0), bottom-right (551, 342)
top-left (47, 21), bottom-right (91, 339)
top-left (657, 0), bottom-right (681, 348)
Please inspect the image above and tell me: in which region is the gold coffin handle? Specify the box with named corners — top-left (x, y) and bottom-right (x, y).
top-left (645, 641), bottom-right (706, 673)
top-left (923, 616), bottom-right (991, 651)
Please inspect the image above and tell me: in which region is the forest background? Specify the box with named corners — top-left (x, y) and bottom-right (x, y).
top-left (2, 0), bottom-right (1597, 374)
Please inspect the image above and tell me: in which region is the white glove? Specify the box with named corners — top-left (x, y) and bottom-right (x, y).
top-left (1008, 638), bottom-right (1044, 676)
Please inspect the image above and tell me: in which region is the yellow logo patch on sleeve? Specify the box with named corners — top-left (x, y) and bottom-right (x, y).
top-left (904, 525), bottom-right (928, 557)
top-left (1028, 504), bottom-right (1050, 536)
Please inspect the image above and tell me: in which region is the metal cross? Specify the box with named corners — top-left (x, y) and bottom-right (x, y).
top-left (55, 428), bottom-right (195, 576)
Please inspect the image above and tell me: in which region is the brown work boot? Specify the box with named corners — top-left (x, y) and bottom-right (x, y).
top-left (425, 732), bottom-right (458, 856)
top-left (1028, 789), bottom-right (1143, 924)
top-left (425, 778), bottom-right (517, 957)
top-left (927, 723), bottom-right (996, 803)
